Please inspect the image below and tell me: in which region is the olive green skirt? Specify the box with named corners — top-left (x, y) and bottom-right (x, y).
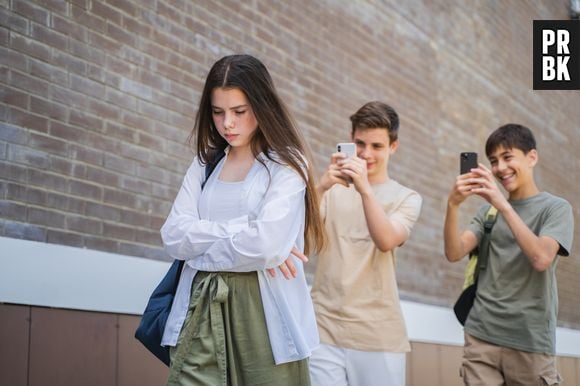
top-left (166, 271), bottom-right (310, 386)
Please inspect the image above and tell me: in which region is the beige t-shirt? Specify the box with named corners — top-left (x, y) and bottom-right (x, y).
top-left (311, 180), bottom-right (422, 352)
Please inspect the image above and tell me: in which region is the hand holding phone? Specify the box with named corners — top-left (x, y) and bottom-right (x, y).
top-left (460, 152), bottom-right (478, 175)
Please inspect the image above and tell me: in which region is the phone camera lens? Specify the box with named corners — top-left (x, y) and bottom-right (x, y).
top-left (338, 146), bottom-right (341, 151)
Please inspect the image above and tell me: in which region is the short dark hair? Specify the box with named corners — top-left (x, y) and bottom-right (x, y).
top-left (350, 101), bottom-right (399, 143)
top-left (485, 124), bottom-right (536, 157)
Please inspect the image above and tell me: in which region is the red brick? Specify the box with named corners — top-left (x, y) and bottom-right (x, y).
top-left (84, 201), bottom-right (120, 222)
top-left (152, 29), bottom-right (180, 52)
top-left (8, 108), bottom-right (49, 133)
top-left (156, 1), bottom-right (181, 21)
top-left (103, 188), bottom-right (136, 208)
top-left (30, 23), bottom-right (68, 51)
top-left (10, 33), bottom-right (51, 62)
top-left (118, 77), bottom-right (153, 99)
top-left (83, 131), bottom-right (118, 153)
top-left (46, 192), bottom-right (86, 214)
top-left (28, 132), bottom-right (68, 156)
top-left (137, 100), bottom-right (166, 122)
top-left (70, 73), bottom-right (106, 99)
top-left (91, 1), bottom-right (122, 25)
top-left (121, 110), bottom-right (153, 131)
top-left (68, 144), bottom-right (103, 166)
top-left (122, 16), bottom-right (152, 38)
top-left (135, 228), bottom-right (161, 245)
top-left (52, 50), bottom-right (87, 76)
top-left (69, 38), bottom-right (105, 65)
top-left (50, 157), bottom-right (87, 179)
top-left (88, 30), bottom-right (121, 51)
top-left (83, 235), bottom-right (119, 252)
top-left (119, 175), bottom-right (150, 195)
top-left (106, 22), bottom-right (136, 46)
top-left (50, 121), bottom-right (88, 143)
top-left (166, 110), bottom-right (191, 130)
top-left (0, 160), bottom-right (28, 183)
top-left (65, 214), bottom-right (102, 234)
top-left (30, 96), bottom-right (67, 122)
top-left (87, 99), bottom-right (120, 122)
top-left (106, 55), bottom-right (134, 77)
top-left (37, 0), bottom-right (68, 14)
top-left (28, 207), bottom-right (65, 227)
top-left (70, 0), bottom-right (89, 9)
top-left (119, 142), bottom-right (150, 163)
top-left (150, 215), bottom-right (166, 230)
top-left (0, 8), bottom-right (29, 35)
top-left (150, 182), bottom-right (176, 201)
top-left (0, 87), bottom-right (29, 110)
top-left (52, 14), bottom-right (88, 43)
top-left (46, 229), bottom-right (84, 247)
top-left (0, 200), bottom-right (27, 221)
top-left (68, 179), bottom-right (102, 201)
top-left (49, 85), bottom-right (88, 110)
top-left (69, 110), bottom-right (102, 131)
top-left (10, 71), bottom-right (49, 99)
top-left (30, 58), bottom-right (68, 84)
top-left (27, 169), bottom-right (68, 193)
top-left (153, 60), bottom-right (181, 83)
top-left (120, 208), bottom-right (150, 227)
top-left (87, 63), bottom-right (106, 83)
top-left (0, 26), bottom-right (8, 45)
top-left (71, 4), bottom-right (106, 32)
top-left (12, 0), bottom-right (50, 26)
top-left (103, 154), bottom-right (136, 177)
top-left (19, 185), bottom-right (48, 206)
top-left (103, 121), bottom-right (136, 143)
top-left (106, 0), bottom-right (138, 17)
top-left (3, 220), bottom-right (46, 241)
top-left (86, 166), bottom-right (120, 186)
top-left (137, 132), bottom-right (164, 153)
top-left (103, 222), bottom-right (135, 240)
top-left (105, 88), bottom-right (136, 112)
top-left (137, 68), bottom-right (168, 92)
top-left (0, 47), bottom-right (27, 69)
top-left (7, 144), bottom-right (50, 169)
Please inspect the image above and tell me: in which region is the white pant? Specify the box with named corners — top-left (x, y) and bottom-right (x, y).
top-left (309, 343), bottom-right (406, 386)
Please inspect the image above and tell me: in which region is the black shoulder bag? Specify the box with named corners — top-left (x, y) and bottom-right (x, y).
top-left (134, 151), bottom-right (225, 365)
top-left (453, 206), bottom-right (497, 325)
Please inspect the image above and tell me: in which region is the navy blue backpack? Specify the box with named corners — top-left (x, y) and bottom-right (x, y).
top-left (135, 151), bottom-right (224, 365)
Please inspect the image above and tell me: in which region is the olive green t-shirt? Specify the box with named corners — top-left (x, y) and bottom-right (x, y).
top-left (465, 192), bottom-right (574, 354)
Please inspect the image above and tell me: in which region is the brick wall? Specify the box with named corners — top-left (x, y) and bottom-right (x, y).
top-left (1, 1), bottom-right (579, 327)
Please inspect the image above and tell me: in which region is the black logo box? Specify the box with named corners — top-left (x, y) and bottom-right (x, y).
top-left (533, 20), bottom-right (580, 90)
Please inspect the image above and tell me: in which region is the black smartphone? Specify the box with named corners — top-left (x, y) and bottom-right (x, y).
top-left (460, 152), bottom-right (478, 174)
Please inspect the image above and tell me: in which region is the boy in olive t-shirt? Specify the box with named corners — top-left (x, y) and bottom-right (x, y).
top-left (443, 124), bottom-right (574, 385)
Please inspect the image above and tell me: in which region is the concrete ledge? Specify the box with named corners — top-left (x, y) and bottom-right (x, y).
top-left (1, 236), bottom-right (579, 357)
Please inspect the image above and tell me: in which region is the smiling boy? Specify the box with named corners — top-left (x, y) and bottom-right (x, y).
top-left (309, 101), bottom-right (422, 386)
top-left (444, 124), bottom-right (574, 385)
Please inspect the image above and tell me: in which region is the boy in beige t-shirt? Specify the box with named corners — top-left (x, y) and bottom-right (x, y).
top-left (310, 101), bottom-right (422, 386)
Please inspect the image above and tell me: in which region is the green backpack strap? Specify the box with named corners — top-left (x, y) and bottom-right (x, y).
top-left (462, 206), bottom-right (498, 289)
top-left (477, 206), bottom-right (498, 271)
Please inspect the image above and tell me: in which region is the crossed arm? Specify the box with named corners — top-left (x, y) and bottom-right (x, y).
top-left (161, 160), bottom-right (310, 274)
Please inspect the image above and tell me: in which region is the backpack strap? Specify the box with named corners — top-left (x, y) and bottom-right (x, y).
top-left (477, 206), bottom-right (498, 271)
top-left (201, 150), bottom-right (226, 189)
top-left (472, 206), bottom-right (498, 283)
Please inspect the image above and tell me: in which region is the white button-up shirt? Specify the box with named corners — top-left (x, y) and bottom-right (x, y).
top-left (160, 150), bottom-right (319, 364)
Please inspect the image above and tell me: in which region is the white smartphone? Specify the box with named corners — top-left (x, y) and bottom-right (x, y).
top-left (337, 142), bottom-right (356, 158)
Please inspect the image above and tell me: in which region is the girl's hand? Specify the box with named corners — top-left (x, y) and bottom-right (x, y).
top-left (267, 247), bottom-right (308, 279)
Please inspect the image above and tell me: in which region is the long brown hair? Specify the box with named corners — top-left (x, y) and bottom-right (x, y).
top-left (190, 54), bottom-right (325, 255)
